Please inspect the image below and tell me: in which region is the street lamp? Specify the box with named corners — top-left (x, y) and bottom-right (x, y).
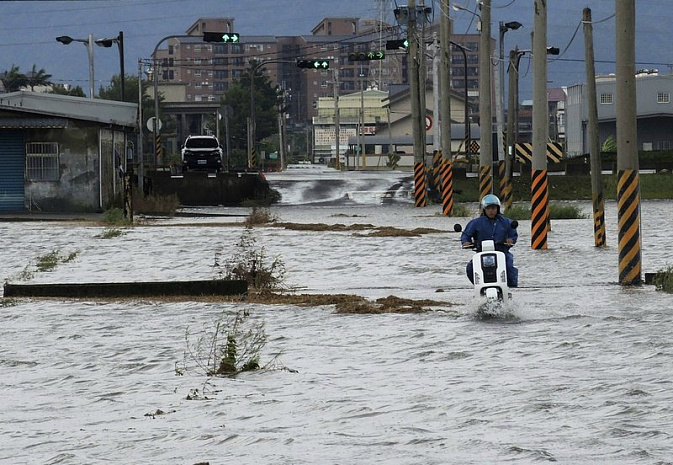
top-left (497, 21), bottom-right (522, 164)
top-left (451, 3), bottom-right (482, 30)
top-left (95, 31), bottom-right (125, 101)
top-left (56, 34), bottom-right (94, 99)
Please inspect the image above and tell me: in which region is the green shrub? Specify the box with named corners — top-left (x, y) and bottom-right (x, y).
top-left (179, 310), bottom-right (268, 379)
top-left (103, 208), bottom-right (130, 226)
top-left (214, 228), bottom-right (286, 291)
top-left (653, 265), bottom-right (673, 293)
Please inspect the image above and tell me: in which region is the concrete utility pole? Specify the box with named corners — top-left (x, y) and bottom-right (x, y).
top-left (478, 0), bottom-right (493, 201)
top-left (583, 7), bottom-right (606, 248)
top-left (504, 48), bottom-right (519, 211)
top-left (439, 0), bottom-right (455, 216)
top-left (137, 59), bottom-right (144, 195)
top-left (409, 0), bottom-right (427, 207)
top-left (615, 0), bottom-right (642, 285)
top-left (530, 0), bottom-right (549, 250)
top-left (333, 70), bottom-right (341, 169)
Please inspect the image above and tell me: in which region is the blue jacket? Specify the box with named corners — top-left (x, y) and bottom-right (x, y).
top-left (460, 214), bottom-right (518, 252)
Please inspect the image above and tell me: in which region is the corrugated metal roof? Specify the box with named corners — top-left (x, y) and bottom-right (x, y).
top-left (0, 91), bottom-right (137, 127)
top-left (0, 117), bottom-right (69, 129)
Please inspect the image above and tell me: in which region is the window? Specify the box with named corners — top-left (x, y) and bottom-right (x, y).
top-left (26, 142), bottom-right (59, 181)
top-left (657, 92), bottom-right (670, 104)
top-left (600, 93), bottom-right (613, 104)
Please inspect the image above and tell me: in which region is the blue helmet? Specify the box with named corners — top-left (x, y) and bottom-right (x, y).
top-left (481, 194), bottom-right (501, 212)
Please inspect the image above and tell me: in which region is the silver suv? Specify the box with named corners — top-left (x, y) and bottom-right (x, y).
top-left (181, 135), bottom-right (223, 172)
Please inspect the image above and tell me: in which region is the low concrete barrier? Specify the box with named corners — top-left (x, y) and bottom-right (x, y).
top-left (148, 170), bottom-right (272, 206)
top-left (4, 279), bottom-right (247, 298)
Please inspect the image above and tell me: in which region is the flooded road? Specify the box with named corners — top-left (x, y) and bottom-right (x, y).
top-left (1, 181), bottom-right (672, 463)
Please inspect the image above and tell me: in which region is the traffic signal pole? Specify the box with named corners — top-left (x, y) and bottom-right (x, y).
top-left (248, 58), bottom-right (330, 170)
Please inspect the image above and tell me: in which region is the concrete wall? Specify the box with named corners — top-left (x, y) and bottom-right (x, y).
top-left (24, 123), bottom-right (126, 212)
top-left (149, 170), bottom-right (272, 206)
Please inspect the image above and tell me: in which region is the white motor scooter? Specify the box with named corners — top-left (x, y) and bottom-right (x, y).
top-left (469, 239), bottom-right (510, 303)
top-left (454, 221), bottom-right (517, 307)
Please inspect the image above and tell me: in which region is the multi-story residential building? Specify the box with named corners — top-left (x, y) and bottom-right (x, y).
top-left (150, 17), bottom-right (489, 157)
top-left (565, 71), bottom-right (673, 158)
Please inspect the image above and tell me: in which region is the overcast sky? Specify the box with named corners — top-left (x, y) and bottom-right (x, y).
top-left (1, 0), bottom-right (671, 100)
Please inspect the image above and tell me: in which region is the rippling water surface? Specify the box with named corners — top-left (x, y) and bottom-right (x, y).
top-left (1, 187), bottom-right (672, 464)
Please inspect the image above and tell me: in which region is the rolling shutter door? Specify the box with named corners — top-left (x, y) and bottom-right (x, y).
top-left (0, 131), bottom-right (25, 212)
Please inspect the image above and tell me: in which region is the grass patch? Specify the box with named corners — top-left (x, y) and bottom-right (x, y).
top-left (502, 202), bottom-right (587, 221)
top-left (103, 208), bottom-right (131, 226)
top-left (95, 228), bottom-right (126, 239)
top-left (653, 265), bottom-right (673, 293)
top-left (504, 204), bottom-right (531, 221)
top-left (36, 250), bottom-right (79, 272)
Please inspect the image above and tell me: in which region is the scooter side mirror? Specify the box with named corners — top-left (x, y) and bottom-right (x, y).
top-left (453, 224), bottom-right (462, 232)
top-left (511, 220), bottom-right (518, 229)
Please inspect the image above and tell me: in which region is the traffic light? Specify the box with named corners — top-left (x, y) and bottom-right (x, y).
top-left (386, 39), bottom-right (409, 51)
top-left (296, 59), bottom-right (330, 70)
top-left (203, 32), bottom-right (240, 43)
top-left (546, 46), bottom-right (560, 55)
top-left (348, 51), bottom-right (385, 62)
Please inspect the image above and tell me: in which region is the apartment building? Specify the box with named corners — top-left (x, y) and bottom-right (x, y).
top-left (151, 17), bottom-right (488, 152)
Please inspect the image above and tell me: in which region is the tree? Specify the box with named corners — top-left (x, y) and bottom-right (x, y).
top-left (0, 65), bottom-right (28, 92)
top-left (49, 84), bottom-right (86, 97)
top-left (221, 61), bottom-right (281, 151)
top-left (26, 65), bottom-right (52, 91)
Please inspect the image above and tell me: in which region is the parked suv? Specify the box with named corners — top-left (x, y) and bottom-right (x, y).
top-left (181, 135), bottom-right (223, 172)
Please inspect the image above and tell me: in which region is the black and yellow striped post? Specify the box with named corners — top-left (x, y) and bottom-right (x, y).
top-left (530, 169), bottom-right (548, 250)
top-left (248, 147), bottom-right (257, 170)
top-left (440, 156), bottom-right (454, 216)
top-left (593, 192), bottom-right (607, 247)
top-left (154, 133), bottom-right (162, 166)
top-left (478, 164), bottom-right (492, 201)
top-left (432, 150), bottom-right (442, 192)
top-left (497, 160), bottom-right (511, 211)
top-left (413, 161), bottom-right (428, 207)
top-left (617, 170), bottom-right (641, 284)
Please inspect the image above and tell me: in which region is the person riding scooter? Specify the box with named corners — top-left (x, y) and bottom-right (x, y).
top-left (461, 194), bottom-right (519, 288)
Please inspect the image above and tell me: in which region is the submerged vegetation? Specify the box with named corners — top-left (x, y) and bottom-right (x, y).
top-left (653, 266), bottom-right (673, 293)
top-left (178, 309), bottom-right (275, 380)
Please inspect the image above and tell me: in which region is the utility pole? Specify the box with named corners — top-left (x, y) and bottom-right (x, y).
top-left (409, 0), bottom-right (427, 207)
top-left (333, 70), bottom-right (341, 169)
top-left (439, 0), bottom-right (454, 215)
top-left (583, 7), bottom-right (606, 248)
top-left (478, 0), bottom-right (493, 201)
top-left (504, 48), bottom-right (520, 211)
top-left (137, 59), bottom-right (144, 195)
top-left (615, 0), bottom-right (641, 285)
top-left (531, 0), bottom-right (549, 250)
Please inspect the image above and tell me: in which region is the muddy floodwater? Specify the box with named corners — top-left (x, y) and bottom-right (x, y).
top-left (1, 174), bottom-right (672, 464)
